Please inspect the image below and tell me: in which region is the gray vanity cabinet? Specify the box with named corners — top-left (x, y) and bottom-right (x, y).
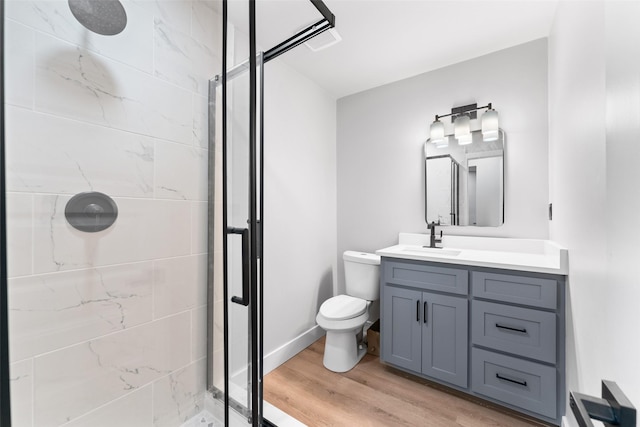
top-left (381, 261), bottom-right (468, 388)
top-left (380, 257), bottom-right (566, 426)
top-left (422, 292), bottom-right (468, 388)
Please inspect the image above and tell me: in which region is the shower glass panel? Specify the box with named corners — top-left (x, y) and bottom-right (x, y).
top-left (3, 0), bottom-right (218, 425)
top-left (208, 0), bottom-right (264, 422)
top-left (209, 55), bottom-right (264, 426)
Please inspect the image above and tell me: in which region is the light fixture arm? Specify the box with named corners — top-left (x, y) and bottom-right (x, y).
top-left (435, 103), bottom-right (493, 121)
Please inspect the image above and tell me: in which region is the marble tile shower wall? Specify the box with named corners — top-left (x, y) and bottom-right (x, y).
top-left (4, 1), bottom-right (221, 426)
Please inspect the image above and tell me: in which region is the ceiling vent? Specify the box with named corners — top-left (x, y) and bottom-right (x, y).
top-left (304, 28), bottom-right (342, 52)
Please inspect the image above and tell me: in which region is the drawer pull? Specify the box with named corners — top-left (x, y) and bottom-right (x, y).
top-left (495, 323), bottom-right (527, 334)
top-left (496, 373), bottom-right (528, 387)
top-left (416, 300), bottom-right (420, 322)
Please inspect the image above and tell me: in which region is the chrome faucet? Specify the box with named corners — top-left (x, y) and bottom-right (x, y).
top-left (427, 221), bottom-right (443, 248)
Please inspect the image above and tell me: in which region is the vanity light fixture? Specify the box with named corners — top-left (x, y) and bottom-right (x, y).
top-left (454, 114), bottom-right (472, 145)
top-left (429, 102), bottom-right (499, 145)
top-left (481, 105), bottom-right (499, 141)
top-left (429, 118), bottom-right (446, 147)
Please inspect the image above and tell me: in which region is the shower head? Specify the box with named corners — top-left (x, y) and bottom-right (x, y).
top-left (68, 0), bottom-right (127, 36)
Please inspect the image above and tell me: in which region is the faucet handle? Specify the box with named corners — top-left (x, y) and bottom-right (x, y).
top-left (427, 220), bottom-right (441, 229)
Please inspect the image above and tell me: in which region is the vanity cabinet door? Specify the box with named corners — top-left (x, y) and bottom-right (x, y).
top-left (422, 292), bottom-right (468, 388)
top-left (382, 286), bottom-right (422, 372)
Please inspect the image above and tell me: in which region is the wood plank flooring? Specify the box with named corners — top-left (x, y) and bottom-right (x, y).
top-left (263, 337), bottom-right (549, 427)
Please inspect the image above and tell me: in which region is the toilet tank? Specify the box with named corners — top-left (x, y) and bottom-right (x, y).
top-left (343, 251), bottom-right (381, 301)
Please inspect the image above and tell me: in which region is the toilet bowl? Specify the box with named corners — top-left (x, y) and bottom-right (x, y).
top-left (316, 251), bottom-right (380, 372)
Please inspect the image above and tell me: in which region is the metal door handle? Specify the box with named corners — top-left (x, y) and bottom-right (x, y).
top-left (495, 323), bottom-right (527, 334)
top-left (416, 300), bottom-right (420, 322)
top-left (228, 227), bottom-right (250, 306)
top-left (496, 373), bottom-right (527, 387)
top-left (424, 301), bottom-right (427, 324)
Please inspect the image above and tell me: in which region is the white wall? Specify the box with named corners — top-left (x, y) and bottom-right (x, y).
top-left (549, 1), bottom-right (640, 423)
top-left (263, 59), bottom-right (337, 368)
top-left (603, 0), bottom-right (640, 407)
top-left (5, 1), bottom-right (219, 425)
top-left (336, 39), bottom-right (549, 292)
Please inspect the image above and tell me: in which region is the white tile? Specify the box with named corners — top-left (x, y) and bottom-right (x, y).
top-left (153, 359), bottom-right (206, 427)
top-left (32, 195), bottom-right (191, 274)
top-left (213, 249), bottom-right (223, 302)
top-left (180, 410), bottom-right (220, 427)
top-left (153, 255), bottom-right (207, 319)
top-left (9, 263), bottom-right (153, 362)
top-left (192, 94), bottom-right (210, 149)
top-left (212, 349), bottom-right (224, 393)
top-left (34, 312), bottom-right (191, 425)
top-left (192, 305), bottom-right (207, 362)
top-left (191, 201), bottom-right (208, 255)
top-left (5, 20), bottom-right (34, 109)
top-left (213, 299), bottom-right (222, 353)
top-left (6, 0), bottom-right (154, 74)
top-left (192, 1), bottom-right (222, 49)
top-left (64, 386), bottom-right (153, 427)
top-left (35, 33), bottom-right (193, 145)
top-left (132, 0), bottom-right (192, 35)
top-left (155, 141), bottom-right (208, 201)
top-left (5, 193), bottom-right (32, 278)
top-left (10, 359), bottom-right (33, 427)
top-left (154, 18), bottom-right (219, 95)
top-left (6, 106), bottom-right (155, 198)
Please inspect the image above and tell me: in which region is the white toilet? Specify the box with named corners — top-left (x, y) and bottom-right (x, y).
top-left (316, 251), bottom-right (381, 372)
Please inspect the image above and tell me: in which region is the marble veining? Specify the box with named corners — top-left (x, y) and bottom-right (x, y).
top-left (9, 359), bottom-right (33, 427)
top-left (6, 106), bottom-right (156, 198)
top-left (7, 0), bottom-right (211, 423)
top-left (34, 312), bottom-right (190, 425)
top-left (6, 0), bottom-right (154, 73)
top-left (154, 359), bottom-right (206, 427)
top-left (154, 18), bottom-right (218, 95)
top-left (36, 33), bottom-right (193, 145)
top-left (9, 263), bottom-right (153, 362)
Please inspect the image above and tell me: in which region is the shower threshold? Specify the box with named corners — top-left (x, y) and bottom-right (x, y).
top-left (181, 395), bottom-right (306, 427)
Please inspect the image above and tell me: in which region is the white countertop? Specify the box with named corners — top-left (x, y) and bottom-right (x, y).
top-left (376, 233), bottom-right (568, 275)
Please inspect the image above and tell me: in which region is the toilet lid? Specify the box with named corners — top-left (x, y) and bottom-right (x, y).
top-left (319, 295), bottom-right (367, 321)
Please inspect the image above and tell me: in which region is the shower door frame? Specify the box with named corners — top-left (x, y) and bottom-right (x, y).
top-left (207, 1), bottom-right (335, 426)
top-left (1, 0), bottom-right (12, 424)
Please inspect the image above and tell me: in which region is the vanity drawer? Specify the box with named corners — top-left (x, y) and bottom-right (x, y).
top-left (472, 300), bottom-right (556, 363)
top-left (471, 348), bottom-right (557, 419)
top-left (472, 272), bottom-right (557, 309)
top-left (385, 261), bottom-right (467, 295)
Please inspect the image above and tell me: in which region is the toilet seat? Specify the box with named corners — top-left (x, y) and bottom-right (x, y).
top-left (319, 295), bottom-right (367, 321)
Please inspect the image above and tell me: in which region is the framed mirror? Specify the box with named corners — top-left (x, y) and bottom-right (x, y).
top-left (425, 129), bottom-right (505, 227)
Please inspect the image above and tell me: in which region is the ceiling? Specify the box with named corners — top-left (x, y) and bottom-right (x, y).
top-left (247, 0), bottom-right (559, 99)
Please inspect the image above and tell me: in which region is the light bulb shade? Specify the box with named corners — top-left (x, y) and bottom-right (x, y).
top-left (482, 109), bottom-right (499, 141)
top-left (430, 119), bottom-right (445, 145)
top-left (454, 115), bottom-right (471, 142)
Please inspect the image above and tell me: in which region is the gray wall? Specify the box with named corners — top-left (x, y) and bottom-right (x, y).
top-left (336, 39), bottom-right (549, 292)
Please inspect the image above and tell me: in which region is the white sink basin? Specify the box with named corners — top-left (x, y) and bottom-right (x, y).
top-left (400, 246), bottom-right (462, 256)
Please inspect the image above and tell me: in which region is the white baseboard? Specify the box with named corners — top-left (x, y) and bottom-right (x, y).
top-left (226, 325), bottom-right (325, 390)
top-left (263, 325), bottom-right (325, 375)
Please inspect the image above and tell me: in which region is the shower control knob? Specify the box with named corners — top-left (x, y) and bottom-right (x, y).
top-left (65, 192), bottom-right (118, 233)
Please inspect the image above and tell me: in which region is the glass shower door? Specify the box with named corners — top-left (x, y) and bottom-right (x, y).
top-left (208, 2), bottom-right (264, 423)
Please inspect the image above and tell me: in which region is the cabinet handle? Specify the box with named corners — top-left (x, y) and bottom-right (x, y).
top-left (423, 301), bottom-right (427, 324)
top-left (496, 373), bottom-right (528, 387)
top-left (495, 323), bottom-right (527, 334)
top-left (416, 300), bottom-right (420, 322)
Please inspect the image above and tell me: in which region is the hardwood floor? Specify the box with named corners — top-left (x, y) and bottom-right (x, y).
top-left (263, 337), bottom-right (549, 427)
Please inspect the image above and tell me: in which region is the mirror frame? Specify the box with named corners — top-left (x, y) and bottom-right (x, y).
top-left (424, 129), bottom-right (505, 227)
